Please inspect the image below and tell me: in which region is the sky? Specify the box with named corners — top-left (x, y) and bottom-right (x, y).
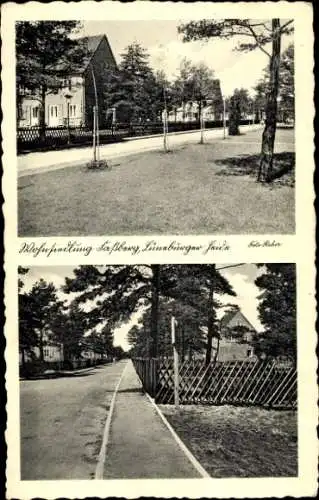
top-left (79, 20), bottom-right (293, 97)
top-left (20, 264), bottom-right (264, 351)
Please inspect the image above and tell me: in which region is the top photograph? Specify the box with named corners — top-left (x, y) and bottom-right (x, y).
top-left (17, 19), bottom-right (295, 237)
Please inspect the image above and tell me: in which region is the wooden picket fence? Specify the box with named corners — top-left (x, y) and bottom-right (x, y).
top-left (132, 358), bottom-right (297, 409)
top-left (17, 126), bottom-right (120, 153)
top-left (17, 118), bottom-right (260, 153)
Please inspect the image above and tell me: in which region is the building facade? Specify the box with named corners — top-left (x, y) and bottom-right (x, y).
top-left (19, 332), bottom-right (108, 371)
top-left (18, 34), bottom-right (117, 129)
top-left (217, 309), bottom-right (257, 362)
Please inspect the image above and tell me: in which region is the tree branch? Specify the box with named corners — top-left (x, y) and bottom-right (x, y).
top-left (246, 25), bottom-right (271, 58)
top-left (279, 19), bottom-right (294, 32)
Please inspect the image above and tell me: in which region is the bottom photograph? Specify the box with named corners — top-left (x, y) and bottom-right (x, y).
top-left (18, 263), bottom-right (297, 480)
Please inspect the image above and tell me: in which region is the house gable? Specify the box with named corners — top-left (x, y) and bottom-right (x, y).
top-left (221, 309), bottom-right (256, 331)
top-left (224, 310), bottom-right (256, 332)
top-left (83, 35), bottom-right (118, 127)
top-left (79, 34), bottom-right (117, 74)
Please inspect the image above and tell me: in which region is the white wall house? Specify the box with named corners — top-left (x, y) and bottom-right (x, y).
top-left (167, 101), bottom-right (223, 123)
top-left (18, 34), bottom-right (118, 129)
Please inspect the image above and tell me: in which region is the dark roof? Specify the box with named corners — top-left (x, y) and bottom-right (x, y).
top-left (220, 309), bottom-right (239, 329)
top-left (220, 309), bottom-right (256, 332)
top-left (73, 34), bottom-right (117, 72)
top-left (75, 35), bottom-right (104, 71)
top-left (78, 35), bottom-right (104, 56)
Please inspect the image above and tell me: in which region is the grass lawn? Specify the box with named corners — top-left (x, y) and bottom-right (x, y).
top-left (18, 129), bottom-right (295, 236)
top-left (160, 404), bottom-right (297, 478)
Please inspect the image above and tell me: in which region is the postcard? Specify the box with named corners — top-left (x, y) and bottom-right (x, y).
top-left (2, 1), bottom-right (316, 498)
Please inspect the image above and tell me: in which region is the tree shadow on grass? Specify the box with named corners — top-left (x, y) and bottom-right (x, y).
top-left (215, 151), bottom-right (295, 187)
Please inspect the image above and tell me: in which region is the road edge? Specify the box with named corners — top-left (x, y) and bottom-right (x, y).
top-left (94, 361), bottom-right (129, 480)
top-left (145, 392), bottom-right (211, 478)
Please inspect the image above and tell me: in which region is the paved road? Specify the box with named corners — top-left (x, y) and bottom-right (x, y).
top-left (18, 124), bottom-right (262, 177)
top-left (20, 361), bottom-right (126, 480)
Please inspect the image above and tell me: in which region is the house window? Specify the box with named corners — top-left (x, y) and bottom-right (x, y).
top-left (50, 105), bottom-right (58, 118)
top-left (44, 348), bottom-right (50, 357)
top-left (247, 349), bottom-right (253, 357)
top-left (32, 107), bottom-right (39, 118)
top-left (69, 104), bottom-right (77, 117)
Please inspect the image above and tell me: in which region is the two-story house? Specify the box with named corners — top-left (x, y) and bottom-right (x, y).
top-left (217, 308), bottom-right (257, 362)
top-left (18, 34), bottom-right (117, 129)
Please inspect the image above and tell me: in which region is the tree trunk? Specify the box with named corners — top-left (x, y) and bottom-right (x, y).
top-left (188, 344), bottom-right (193, 361)
top-left (182, 101), bottom-right (186, 122)
top-left (181, 327), bottom-right (185, 362)
top-left (205, 264), bottom-right (216, 366)
top-left (16, 90), bottom-right (22, 128)
top-left (228, 96), bottom-right (240, 136)
top-left (258, 19), bottom-right (281, 183)
top-left (198, 99), bottom-right (202, 128)
top-left (150, 265), bottom-right (160, 358)
top-left (212, 336), bottom-right (220, 363)
top-left (39, 330), bottom-right (44, 362)
top-left (21, 348), bottom-right (26, 370)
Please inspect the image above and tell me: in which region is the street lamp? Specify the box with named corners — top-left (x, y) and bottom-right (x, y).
top-left (163, 86), bottom-right (169, 152)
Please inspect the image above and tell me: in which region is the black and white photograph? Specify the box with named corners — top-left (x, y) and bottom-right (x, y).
top-left (17, 17), bottom-right (295, 236)
top-left (19, 264), bottom-right (297, 480)
top-left (2, 1), bottom-right (316, 498)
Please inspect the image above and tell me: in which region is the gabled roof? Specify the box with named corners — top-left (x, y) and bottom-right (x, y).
top-left (220, 309), bottom-right (238, 329)
top-left (220, 309), bottom-right (256, 332)
top-left (76, 34), bottom-right (117, 72)
top-left (82, 35), bottom-right (105, 54)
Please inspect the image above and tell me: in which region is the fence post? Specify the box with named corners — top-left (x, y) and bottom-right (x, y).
top-left (150, 358), bottom-right (157, 398)
top-left (171, 316), bottom-right (179, 406)
top-left (93, 106), bottom-right (96, 162)
top-left (223, 97), bottom-right (227, 139)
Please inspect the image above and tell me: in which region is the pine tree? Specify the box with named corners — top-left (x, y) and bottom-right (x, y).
top-left (255, 44), bottom-right (294, 123)
top-left (178, 19), bottom-right (294, 182)
top-left (128, 296), bottom-right (207, 359)
top-left (254, 264), bottom-right (296, 360)
top-left (154, 265), bottom-right (236, 364)
top-left (19, 294), bottom-right (39, 369)
top-left (62, 265), bottom-right (180, 358)
top-left (21, 279), bottom-right (59, 362)
top-left (50, 299), bottom-right (89, 362)
top-left (228, 93), bottom-right (241, 135)
top-left (110, 42), bottom-right (159, 122)
top-left (16, 21), bottom-right (85, 134)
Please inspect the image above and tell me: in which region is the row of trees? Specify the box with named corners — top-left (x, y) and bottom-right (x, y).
top-left (178, 19), bottom-right (294, 181)
top-left (16, 19), bottom-right (294, 183)
top-left (15, 22), bottom-right (224, 126)
top-left (18, 267), bottom-right (124, 369)
top-left (16, 22), bottom-right (294, 127)
top-left (126, 264), bottom-right (296, 363)
top-left (19, 264), bottom-right (296, 368)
